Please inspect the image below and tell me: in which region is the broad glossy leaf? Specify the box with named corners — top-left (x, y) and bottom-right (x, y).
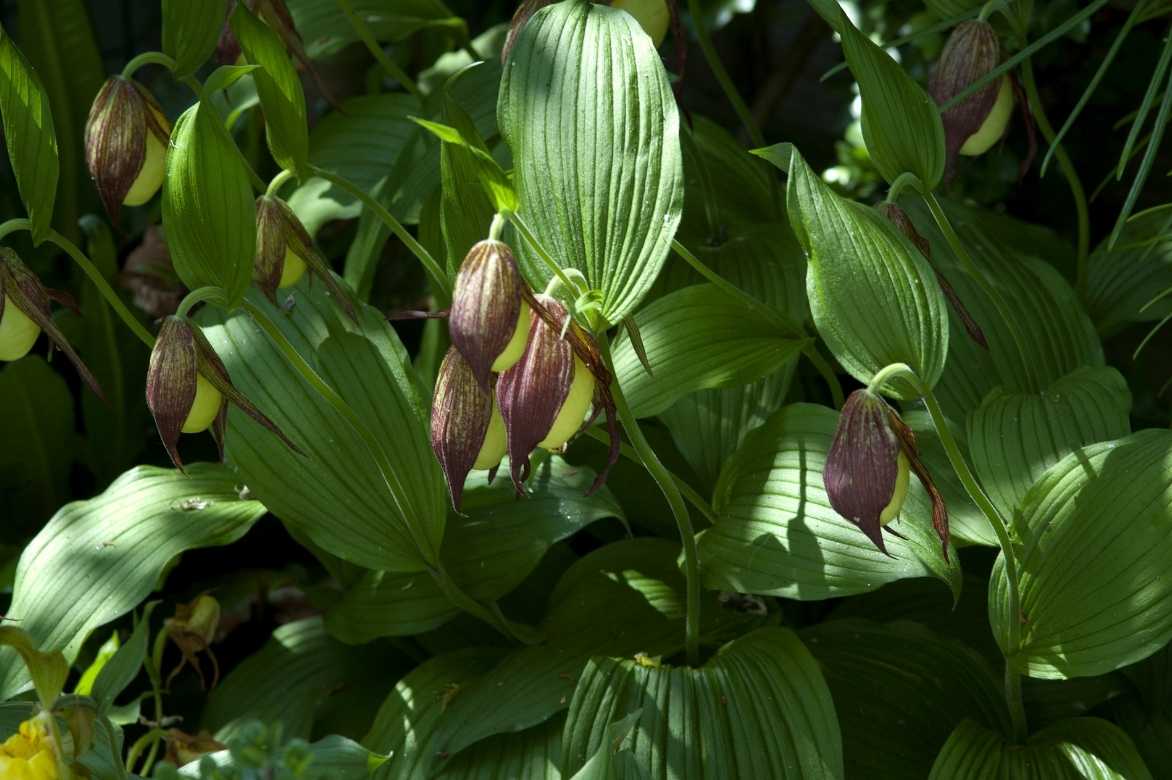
top-left (807, 0), bottom-right (945, 187)
top-left (439, 717), bottom-right (562, 779)
top-left (561, 627), bottom-right (842, 779)
top-left (0, 357), bottom-right (74, 526)
top-left (802, 620), bottom-right (1008, 778)
top-left (0, 464), bottom-right (266, 699)
top-left (698, 403), bottom-right (961, 601)
top-left (929, 718), bottom-right (1152, 779)
top-left (902, 199), bottom-right (1103, 420)
top-left (967, 367), bottom-right (1131, 518)
top-left (180, 735), bottom-right (383, 778)
top-left (324, 458), bottom-right (622, 642)
top-left (656, 225), bottom-right (807, 490)
top-left (203, 617), bottom-right (403, 742)
top-left (287, 92), bottom-right (421, 233)
top-left (611, 284), bottom-right (807, 419)
top-left (1086, 204), bottom-right (1172, 335)
top-left (163, 0), bottom-right (226, 78)
top-left (499, 0), bottom-right (684, 325)
top-left (231, 2), bottom-right (310, 173)
top-left (429, 539), bottom-right (756, 760)
top-left (202, 286), bottom-right (446, 573)
top-left (287, 0), bottom-right (466, 59)
top-left (162, 101), bottom-right (256, 305)
top-left (0, 24), bottom-right (58, 243)
top-left (990, 430), bottom-right (1172, 679)
top-left (787, 148), bottom-right (949, 398)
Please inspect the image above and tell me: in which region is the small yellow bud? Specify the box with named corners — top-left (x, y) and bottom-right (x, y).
top-left (959, 77), bottom-right (1013, 156)
top-left (181, 374), bottom-right (222, 434)
top-left (539, 356), bottom-right (595, 450)
top-left (122, 109), bottom-right (169, 206)
top-left (0, 297), bottom-right (41, 361)
top-left (278, 248), bottom-right (307, 289)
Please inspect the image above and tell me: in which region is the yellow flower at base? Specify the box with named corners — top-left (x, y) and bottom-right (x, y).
top-left (0, 297), bottom-right (41, 361)
top-left (0, 720), bottom-right (61, 780)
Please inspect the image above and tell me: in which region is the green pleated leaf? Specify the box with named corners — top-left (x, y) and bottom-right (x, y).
top-left (967, 367), bottom-right (1132, 519)
top-left (287, 92), bottom-right (422, 233)
top-left (802, 620), bottom-right (1008, 779)
top-left (499, 0), bottom-right (684, 325)
top-left (162, 0), bottom-right (227, 79)
top-left (901, 199), bottom-right (1103, 420)
top-left (611, 284), bottom-right (807, 419)
top-left (162, 101), bottom-right (257, 305)
top-left (363, 648), bottom-right (561, 780)
top-left (929, 718), bottom-right (1152, 779)
top-left (990, 430), bottom-right (1172, 679)
top-left (0, 464), bottom-right (266, 700)
top-left (287, 0), bottom-right (467, 59)
top-left (561, 627), bottom-right (843, 779)
top-left (180, 734), bottom-right (383, 779)
top-left (807, 0), bottom-right (946, 188)
top-left (679, 117), bottom-right (780, 246)
top-left (90, 602), bottom-right (157, 714)
top-left (698, 403), bottom-right (961, 601)
top-left (203, 617), bottom-right (403, 742)
top-left (656, 225), bottom-right (807, 490)
top-left (429, 539), bottom-right (756, 761)
top-left (324, 458), bottom-right (622, 642)
top-left (1086, 204), bottom-right (1172, 335)
top-left (0, 356), bottom-right (74, 525)
top-left (785, 147), bottom-right (949, 398)
top-left (202, 287), bottom-right (444, 573)
top-left (231, 1), bottom-right (310, 174)
top-left (0, 24), bottom-right (58, 244)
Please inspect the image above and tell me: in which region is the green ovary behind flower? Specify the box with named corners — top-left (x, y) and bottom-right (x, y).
top-left (491, 299), bottom-right (531, 373)
top-left (0, 298), bottom-right (40, 361)
top-left (182, 374), bottom-right (222, 434)
top-left (612, 0), bottom-right (670, 46)
top-left (474, 401), bottom-right (507, 469)
top-left (123, 125), bottom-right (167, 206)
top-left (879, 451), bottom-right (910, 526)
top-left (539, 356), bottom-right (595, 450)
top-left (278, 249), bottom-right (307, 289)
top-left (960, 78), bottom-right (1013, 156)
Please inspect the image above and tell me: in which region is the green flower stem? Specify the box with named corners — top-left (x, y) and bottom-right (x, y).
top-left (505, 211), bottom-right (578, 294)
top-left (309, 164), bottom-right (451, 298)
top-left (31, 225), bottom-right (156, 349)
top-left (686, 0), bottom-right (764, 148)
top-left (872, 361), bottom-right (1028, 741)
top-left (240, 299), bottom-right (528, 643)
top-left (489, 212), bottom-right (506, 242)
top-left (583, 426), bottom-right (717, 526)
top-left (120, 50), bottom-right (177, 80)
top-left (1019, 59), bottom-right (1091, 299)
top-left (176, 286), bottom-right (229, 319)
top-left (920, 191), bottom-right (1039, 389)
top-left (670, 239), bottom-right (793, 333)
top-left (601, 334), bottom-right (701, 666)
top-left (337, 0), bottom-right (424, 100)
top-left (803, 343), bottom-right (845, 409)
top-left (266, 168), bottom-right (296, 198)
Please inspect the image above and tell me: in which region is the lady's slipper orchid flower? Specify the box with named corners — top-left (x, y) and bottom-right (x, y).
top-left (85, 77), bottom-right (171, 219)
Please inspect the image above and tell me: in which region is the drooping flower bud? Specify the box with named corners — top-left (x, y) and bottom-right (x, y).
top-left (164, 594), bottom-right (222, 688)
top-left (497, 295), bottom-right (619, 493)
top-left (85, 76), bottom-right (171, 219)
top-left (121, 225), bottom-right (183, 319)
top-left (877, 203), bottom-right (988, 349)
top-left (430, 347), bottom-right (507, 510)
top-left (824, 389), bottom-right (949, 558)
top-left (164, 730), bottom-right (225, 768)
top-left (929, 21), bottom-right (1013, 164)
top-left (147, 316), bottom-right (298, 469)
top-left (612, 0), bottom-right (671, 46)
top-left (450, 239), bottom-right (531, 389)
top-left (0, 249), bottom-right (104, 398)
top-left (255, 195), bottom-right (357, 321)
